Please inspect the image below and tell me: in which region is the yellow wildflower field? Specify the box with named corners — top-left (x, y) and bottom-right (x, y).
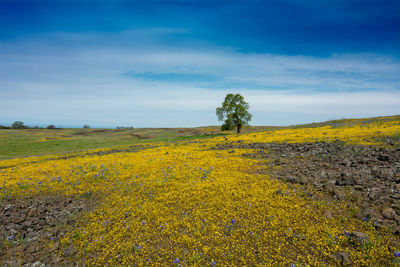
top-left (1, 118), bottom-right (399, 265)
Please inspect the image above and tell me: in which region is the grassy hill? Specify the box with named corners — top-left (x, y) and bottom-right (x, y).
top-left (1, 115), bottom-right (398, 160)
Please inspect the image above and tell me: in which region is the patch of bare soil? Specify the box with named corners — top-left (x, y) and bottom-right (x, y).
top-left (129, 133), bottom-right (153, 139)
top-left (212, 141), bottom-right (400, 236)
top-left (0, 194), bottom-right (97, 266)
top-left (177, 129), bottom-right (202, 136)
top-left (72, 129), bottom-right (109, 136)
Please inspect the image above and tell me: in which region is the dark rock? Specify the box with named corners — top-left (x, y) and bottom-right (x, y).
top-left (333, 189), bottom-right (346, 201)
top-left (320, 171), bottom-right (327, 178)
top-left (335, 173), bottom-right (355, 186)
top-left (286, 176), bottom-right (299, 183)
top-left (362, 208), bottom-right (377, 219)
top-left (378, 154), bottom-right (389, 161)
top-left (323, 210), bottom-right (333, 219)
top-left (350, 231), bottom-right (369, 243)
top-left (63, 247), bottom-right (75, 257)
top-left (330, 251), bottom-right (351, 265)
top-left (28, 207), bottom-right (37, 217)
top-left (382, 207), bottom-right (395, 220)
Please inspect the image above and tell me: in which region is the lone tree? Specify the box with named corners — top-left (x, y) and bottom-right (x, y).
top-left (11, 121), bottom-right (25, 129)
top-left (216, 93), bottom-right (252, 133)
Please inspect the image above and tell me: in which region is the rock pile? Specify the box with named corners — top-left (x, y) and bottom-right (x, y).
top-left (0, 195), bottom-right (94, 266)
top-left (213, 141), bottom-right (400, 235)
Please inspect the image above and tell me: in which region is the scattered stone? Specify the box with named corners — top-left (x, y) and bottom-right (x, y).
top-left (335, 173), bottom-right (355, 186)
top-left (63, 247), bottom-right (75, 257)
top-left (323, 210), bottom-right (333, 219)
top-left (0, 195), bottom-right (96, 266)
top-left (378, 154), bottom-right (389, 161)
top-left (382, 207), bottom-right (395, 220)
top-left (217, 141), bottom-right (400, 234)
top-left (333, 189), bottom-right (346, 201)
top-left (330, 251), bottom-right (351, 265)
top-left (350, 231), bottom-right (369, 243)
top-left (31, 261), bottom-right (45, 267)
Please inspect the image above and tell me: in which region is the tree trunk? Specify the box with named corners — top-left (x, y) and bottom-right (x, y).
top-left (236, 124), bottom-right (242, 133)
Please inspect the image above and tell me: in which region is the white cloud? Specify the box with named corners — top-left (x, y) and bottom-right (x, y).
top-left (0, 30), bottom-right (399, 127)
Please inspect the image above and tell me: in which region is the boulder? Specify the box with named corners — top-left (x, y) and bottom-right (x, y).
top-left (382, 207), bottom-right (395, 220)
top-left (330, 251), bottom-right (351, 265)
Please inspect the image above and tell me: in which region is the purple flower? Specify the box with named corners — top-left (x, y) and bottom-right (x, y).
top-left (210, 261), bottom-right (216, 266)
top-left (344, 231), bottom-right (351, 238)
top-left (173, 258), bottom-right (180, 265)
top-left (230, 219), bottom-right (235, 224)
top-left (394, 251), bottom-right (400, 257)
top-left (362, 217), bottom-right (368, 221)
top-left (7, 234), bottom-right (15, 240)
top-left (142, 221), bottom-right (146, 226)
top-left (138, 245), bottom-right (143, 249)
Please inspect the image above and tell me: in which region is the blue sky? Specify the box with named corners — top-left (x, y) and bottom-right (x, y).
top-left (0, 0), bottom-right (399, 127)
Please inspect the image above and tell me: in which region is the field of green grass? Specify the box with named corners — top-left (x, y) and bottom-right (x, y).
top-left (0, 127), bottom-right (213, 160)
top-left (2, 115), bottom-right (398, 162)
top-left (1, 115), bottom-right (399, 160)
top-left (0, 126), bottom-right (283, 160)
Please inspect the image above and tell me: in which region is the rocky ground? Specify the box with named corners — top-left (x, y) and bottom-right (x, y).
top-left (0, 195), bottom-right (96, 266)
top-left (213, 141), bottom-right (400, 236)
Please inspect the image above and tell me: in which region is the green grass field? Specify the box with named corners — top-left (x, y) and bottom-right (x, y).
top-left (0, 127), bottom-right (220, 160)
top-left (1, 115), bottom-right (398, 160)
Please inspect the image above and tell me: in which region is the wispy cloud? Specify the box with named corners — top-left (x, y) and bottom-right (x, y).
top-left (0, 30), bottom-right (399, 127)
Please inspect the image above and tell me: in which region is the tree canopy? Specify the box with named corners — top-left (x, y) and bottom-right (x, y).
top-left (11, 121), bottom-right (25, 129)
top-left (216, 93), bottom-right (252, 133)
